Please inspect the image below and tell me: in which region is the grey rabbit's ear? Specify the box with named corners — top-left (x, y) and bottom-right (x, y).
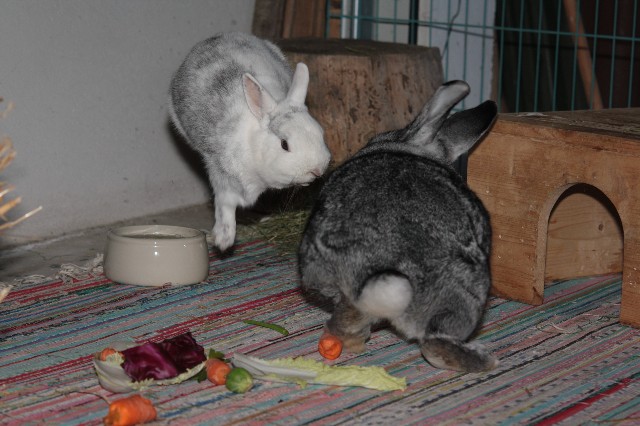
top-left (434, 100), bottom-right (498, 163)
top-left (405, 80), bottom-right (497, 163)
top-left (285, 63), bottom-right (310, 106)
top-left (423, 80), bottom-right (471, 123)
top-left (243, 73), bottom-right (277, 120)
top-left (402, 80), bottom-right (471, 151)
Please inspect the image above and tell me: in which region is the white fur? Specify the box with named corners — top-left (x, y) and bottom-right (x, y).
top-left (355, 275), bottom-right (412, 320)
top-left (170, 33), bottom-right (331, 252)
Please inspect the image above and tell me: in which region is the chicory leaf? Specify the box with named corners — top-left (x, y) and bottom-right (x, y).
top-left (121, 332), bottom-right (206, 381)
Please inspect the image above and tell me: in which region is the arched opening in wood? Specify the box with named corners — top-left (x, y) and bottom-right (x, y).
top-left (544, 183), bottom-right (623, 285)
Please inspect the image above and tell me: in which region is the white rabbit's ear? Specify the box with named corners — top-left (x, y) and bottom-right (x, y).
top-left (243, 73), bottom-right (277, 120)
top-left (286, 63), bottom-right (310, 106)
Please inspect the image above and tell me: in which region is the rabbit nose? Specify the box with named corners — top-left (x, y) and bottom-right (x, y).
top-left (310, 169), bottom-right (323, 178)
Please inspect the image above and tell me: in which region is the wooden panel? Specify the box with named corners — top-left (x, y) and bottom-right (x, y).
top-left (282, 0), bottom-right (327, 38)
top-left (253, 0), bottom-right (331, 39)
top-left (252, 0), bottom-right (287, 40)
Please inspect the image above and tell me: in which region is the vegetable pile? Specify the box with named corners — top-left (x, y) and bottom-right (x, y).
top-left (94, 325), bottom-right (406, 424)
top-left (94, 332), bottom-right (208, 393)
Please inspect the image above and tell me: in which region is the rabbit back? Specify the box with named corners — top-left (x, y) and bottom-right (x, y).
top-left (170, 32), bottom-right (292, 154)
top-left (300, 151), bottom-right (490, 308)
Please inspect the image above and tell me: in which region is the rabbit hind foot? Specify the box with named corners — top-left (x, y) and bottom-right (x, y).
top-left (421, 335), bottom-right (498, 373)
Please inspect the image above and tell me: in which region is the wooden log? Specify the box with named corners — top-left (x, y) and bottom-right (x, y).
top-left (279, 38), bottom-right (443, 164)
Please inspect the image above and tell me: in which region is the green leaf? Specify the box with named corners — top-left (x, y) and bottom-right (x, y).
top-left (208, 349), bottom-right (226, 360)
top-left (193, 368), bottom-right (208, 383)
top-left (243, 320), bottom-right (289, 336)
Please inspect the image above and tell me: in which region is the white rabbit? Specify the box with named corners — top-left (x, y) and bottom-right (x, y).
top-left (170, 32), bottom-right (331, 252)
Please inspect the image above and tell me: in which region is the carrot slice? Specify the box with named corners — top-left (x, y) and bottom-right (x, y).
top-left (206, 358), bottom-right (232, 385)
top-left (318, 332), bottom-right (343, 360)
top-left (99, 347), bottom-right (120, 361)
top-left (103, 394), bottom-right (157, 426)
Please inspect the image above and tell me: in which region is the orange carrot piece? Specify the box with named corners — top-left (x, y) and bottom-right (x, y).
top-left (99, 347), bottom-right (120, 361)
top-left (103, 394), bottom-right (156, 426)
top-left (206, 358), bottom-right (232, 385)
top-left (318, 332), bottom-right (343, 360)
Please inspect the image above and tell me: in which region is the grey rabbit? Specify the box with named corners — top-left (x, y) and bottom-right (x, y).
top-left (169, 32), bottom-right (331, 252)
top-left (298, 81), bottom-right (498, 372)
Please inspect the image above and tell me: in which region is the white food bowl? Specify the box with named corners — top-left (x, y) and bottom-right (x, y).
top-left (104, 225), bottom-right (209, 286)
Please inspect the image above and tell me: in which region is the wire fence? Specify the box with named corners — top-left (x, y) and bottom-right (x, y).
top-left (328, 0), bottom-right (639, 113)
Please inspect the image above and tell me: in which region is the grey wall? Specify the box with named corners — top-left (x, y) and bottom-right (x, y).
top-left (0, 0), bottom-right (255, 247)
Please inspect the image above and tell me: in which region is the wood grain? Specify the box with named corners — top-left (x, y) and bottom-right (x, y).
top-left (468, 108), bottom-right (640, 327)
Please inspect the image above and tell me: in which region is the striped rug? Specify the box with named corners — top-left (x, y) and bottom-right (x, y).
top-left (1, 239), bottom-right (638, 425)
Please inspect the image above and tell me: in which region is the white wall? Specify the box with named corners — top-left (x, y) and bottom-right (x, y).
top-left (418, 0), bottom-right (496, 110)
top-left (0, 0), bottom-right (255, 247)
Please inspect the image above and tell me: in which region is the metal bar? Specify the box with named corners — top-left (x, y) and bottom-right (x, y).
top-left (515, 0), bottom-right (526, 112)
top-left (498, 0), bottom-right (507, 112)
top-left (628, 0), bottom-right (638, 107)
top-left (609, 0), bottom-right (619, 108)
top-left (590, 0), bottom-right (601, 109)
top-left (352, 0), bottom-right (360, 38)
top-left (534, 0), bottom-right (544, 112)
top-left (480, 0), bottom-right (488, 102)
top-left (429, 0), bottom-right (433, 50)
top-left (570, 0), bottom-right (581, 110)
top-left (409, 0), bottom-right (420, 44)
top-left (446, 0), bottom-right (452, 80)
top-left (462, 0), bottom-right (469, 109)
top-left (552, 0), bottom-right (562, 111)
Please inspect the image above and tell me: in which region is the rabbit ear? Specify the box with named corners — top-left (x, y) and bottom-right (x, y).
top-left (401, 81), bottom-right (471, 148)
top-left (243, 73), bottom-right (277, 120)
top-left (423, 80), bottom-right (471, 123)
top-left (433, 100), bottom-right (497, 162)
top-left (285, 63), bottom-right (310, 106)
top-left (401, 81), bottom-right (496, 163)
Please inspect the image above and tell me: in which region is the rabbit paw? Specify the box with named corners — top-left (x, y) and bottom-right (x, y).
top-left (213, 222), bottom-right (235, 252)
top-left (341, 334), bottom-right (367, 354)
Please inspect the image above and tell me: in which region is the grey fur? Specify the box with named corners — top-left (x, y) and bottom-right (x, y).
top-left (170, 32), bottom-right (331, 251)
top-left (298, 80), bottom-right (498, 372)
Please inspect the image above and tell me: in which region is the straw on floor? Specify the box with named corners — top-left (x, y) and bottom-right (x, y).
top-left (1, 238), bottom-right (639, 425)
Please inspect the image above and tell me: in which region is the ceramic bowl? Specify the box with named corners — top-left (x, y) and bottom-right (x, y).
top-left (104, 225), bottom-right (209, 286)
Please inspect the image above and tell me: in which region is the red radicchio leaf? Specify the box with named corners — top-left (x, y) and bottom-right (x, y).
top-left (158, 332), bottom-right (207, 371)
top-left (121, 332), bottom-right (206, 381)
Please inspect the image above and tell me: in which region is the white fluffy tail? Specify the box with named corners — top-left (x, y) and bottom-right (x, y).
top-left (355, 273), bottom-right (412, 320)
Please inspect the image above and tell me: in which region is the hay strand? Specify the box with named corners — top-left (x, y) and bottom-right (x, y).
top-left (239, 209), bottom-right (310, 255)
top-left (0, 103), bottom-right (42, 234)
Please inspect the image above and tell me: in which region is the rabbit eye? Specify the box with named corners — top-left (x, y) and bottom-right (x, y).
top-left (280, 139), bottom-right (289, 151)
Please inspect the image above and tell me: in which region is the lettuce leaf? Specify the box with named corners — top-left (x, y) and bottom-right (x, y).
top-left (232, 353), bottom-right (406, 391)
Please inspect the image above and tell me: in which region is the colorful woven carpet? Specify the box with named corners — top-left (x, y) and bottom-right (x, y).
top-left (1, 239), bottom-right (639, 425)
